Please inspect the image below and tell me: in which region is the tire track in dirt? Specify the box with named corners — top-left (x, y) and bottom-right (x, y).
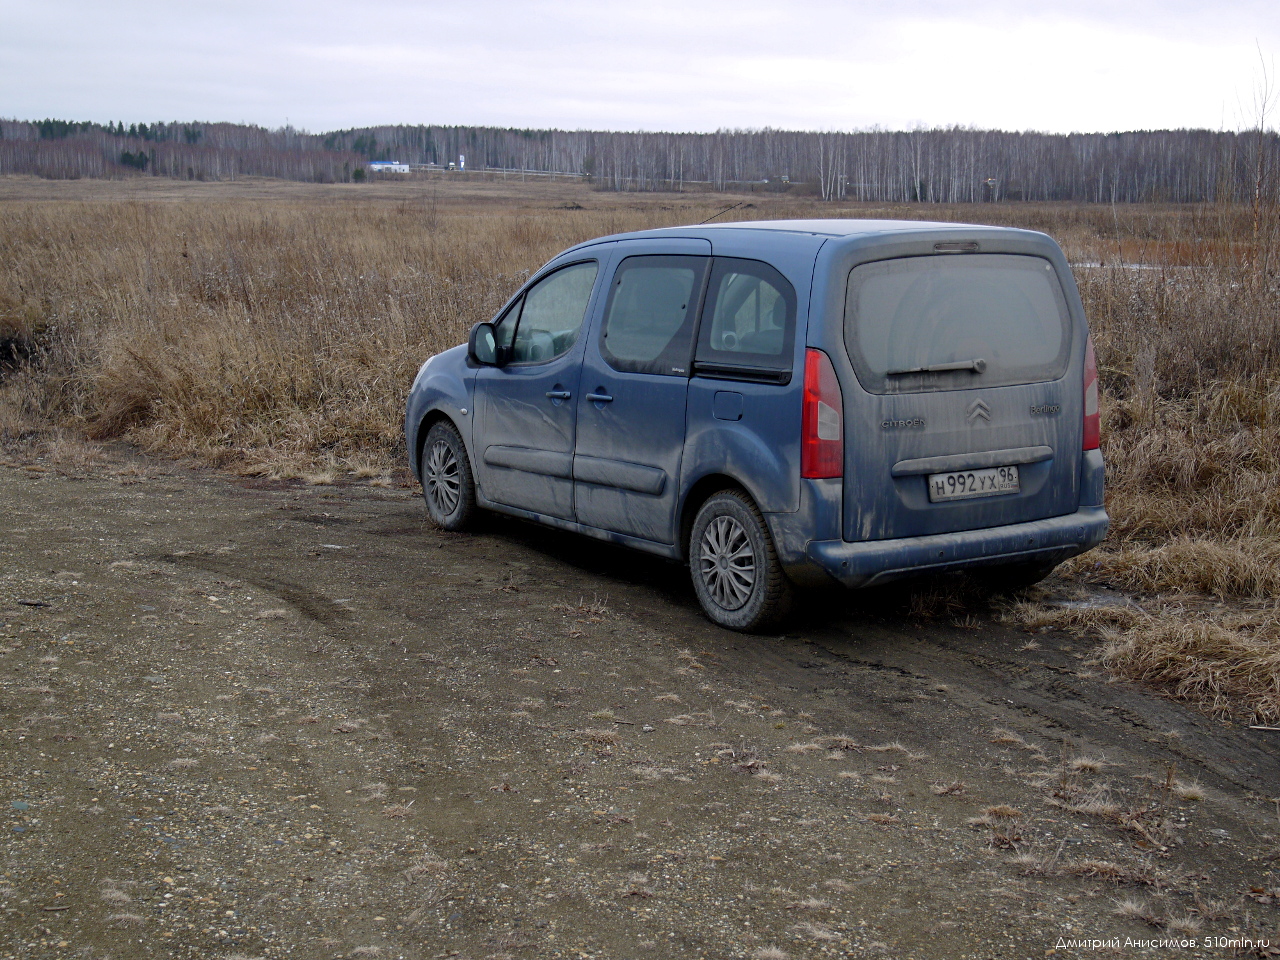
top-left (4, 459), bottom-right (1279, 959)
top-left (802, 628), bottom-right (1280, 798)
top-left (157, 553), bottom-right (356, 630)
top-left (458, 511), bottom-right (1280, 799)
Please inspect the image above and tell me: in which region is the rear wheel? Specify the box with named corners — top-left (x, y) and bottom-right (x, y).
top-left (421, 421), bottom-right (477, 531)
top-left (689, 490), bottom-right (793, 632)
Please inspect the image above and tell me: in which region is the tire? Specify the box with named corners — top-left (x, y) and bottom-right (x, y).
top-left (421, 421), bottom-right (477, 531)
top-left (689, 490), bottom-right (793, 632)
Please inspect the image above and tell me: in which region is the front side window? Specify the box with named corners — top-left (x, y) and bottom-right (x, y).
top-left (599, 256), bottom-right (709, 376)
top-left (502, 260), bottom-right (598, 364)
top-left (695, 258), bottom-right (797, 377)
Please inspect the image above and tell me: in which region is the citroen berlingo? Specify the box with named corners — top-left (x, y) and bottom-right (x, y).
top-left (405, 219), bottom-right (1108, 630)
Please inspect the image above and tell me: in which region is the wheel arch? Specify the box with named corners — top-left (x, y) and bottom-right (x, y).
top-left (678, 473), bottom-right (752, 562)
top-left (415, 410), bottom-right (461, 478)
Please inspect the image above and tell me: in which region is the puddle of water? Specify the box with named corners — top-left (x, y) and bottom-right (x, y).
top-left (1072, 261), bottom-right (1195, 272)
top-left (1052, 593), bottom-right (1144, 612)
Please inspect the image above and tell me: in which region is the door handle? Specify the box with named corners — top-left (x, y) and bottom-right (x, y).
top-left (585, 391), bottom-right (614, 403)
top-left (545, 390), bottom-right (572, 400)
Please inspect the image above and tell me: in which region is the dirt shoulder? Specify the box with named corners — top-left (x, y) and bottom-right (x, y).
top-left (1, 451), bottom-right (1277, 960)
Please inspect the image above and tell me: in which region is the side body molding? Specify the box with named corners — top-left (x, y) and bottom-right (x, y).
top-left (482, 445), bottom-right (573, 479)
top-left (573, 456), bottom-right (666, 496)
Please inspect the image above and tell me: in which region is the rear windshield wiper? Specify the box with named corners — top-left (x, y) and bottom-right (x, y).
top-left (886, 358), bottom-right (987, 376)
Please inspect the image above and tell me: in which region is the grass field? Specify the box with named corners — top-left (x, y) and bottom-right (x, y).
top-left (2, 174), bottom-right (1278, 722)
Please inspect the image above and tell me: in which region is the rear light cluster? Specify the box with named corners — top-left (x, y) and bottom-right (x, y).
top-left (802, 348), bottom-right (844, 478)
top-left (1083, 334), bottom-right (1100, 451)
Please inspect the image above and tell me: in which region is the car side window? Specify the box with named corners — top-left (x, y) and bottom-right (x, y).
top-left (695, 258), bottom-right (797, 375)
top-left (508, 261), bottom-right (598, 364)
top-left (599, 255), bottom-right (709, 376)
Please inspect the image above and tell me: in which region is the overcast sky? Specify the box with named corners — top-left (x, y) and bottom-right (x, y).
top-left (3, 0), bottom-right (1278, 134)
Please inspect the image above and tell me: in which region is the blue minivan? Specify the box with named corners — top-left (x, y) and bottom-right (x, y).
top-left (405, 219), bottom-right (1108, 630)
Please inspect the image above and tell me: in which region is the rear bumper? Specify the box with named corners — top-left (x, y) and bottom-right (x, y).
top-left (805, 505), bottom-right (1109, 588)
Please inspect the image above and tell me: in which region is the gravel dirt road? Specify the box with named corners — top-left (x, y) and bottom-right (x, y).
top-left (1, 450), bottom-right (1277, 959)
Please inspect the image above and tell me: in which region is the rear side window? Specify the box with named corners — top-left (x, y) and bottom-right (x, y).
top-left (694, 258), bottom-right (796, 382)
top-left (600, 255), bottom-right (709, 376)
top-left (504, 260), bottom-right (598, 364)
top-left (844, 254), bottom-right (1071, 394)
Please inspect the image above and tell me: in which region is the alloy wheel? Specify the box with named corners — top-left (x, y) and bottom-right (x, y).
top-left (425, 439), bottom-right (461, 518)
top-left (698, 514), bottom-right (757, 611)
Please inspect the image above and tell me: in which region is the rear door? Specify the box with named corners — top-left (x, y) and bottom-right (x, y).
top-left (572, 238), bottom-right (711, 543)
top-left (840, 252), bottom-right (1081, 542)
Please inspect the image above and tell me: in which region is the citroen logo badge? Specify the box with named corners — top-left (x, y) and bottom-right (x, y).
top-left (967, 399), bottom-right (991, 422)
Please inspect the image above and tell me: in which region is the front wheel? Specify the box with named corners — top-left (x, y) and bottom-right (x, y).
top-left (421, 421), bottom-right (477, 531)
top-left (689, 490), bottom-right (793, 632)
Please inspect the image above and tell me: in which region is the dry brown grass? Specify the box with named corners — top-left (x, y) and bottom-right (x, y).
top-left (3, 178), bottom-right (1279, 719)
top-left (1097, 609), bottom-right (1280, 723)
top-left (1064, 537), bottom-right (1280, 601)
top-left (0, 180), bottom-right (736, 473)
top-left (1001, 598), bottom-right (1280, 723)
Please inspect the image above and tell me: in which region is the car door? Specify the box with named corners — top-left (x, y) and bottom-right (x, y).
top-left (840, 252), bottom-right (1080, 541)
top-left (473, 257), bottom-right (604, 520)
top-left (573, 239), bottom-right (711, 543)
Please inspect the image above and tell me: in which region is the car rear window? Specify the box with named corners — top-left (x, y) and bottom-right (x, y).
top-left (844, 254), bottom-right (1071, 394)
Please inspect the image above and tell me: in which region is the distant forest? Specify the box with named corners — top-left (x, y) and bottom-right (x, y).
top-left (1, 117), bottom-right (1276, 203)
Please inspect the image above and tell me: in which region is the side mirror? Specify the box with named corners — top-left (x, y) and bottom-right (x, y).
top-left (468, 322), bottom-right (498, 365)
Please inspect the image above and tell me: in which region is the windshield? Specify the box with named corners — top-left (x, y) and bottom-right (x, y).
top-left (844, 254), bottom-right (1071, 394)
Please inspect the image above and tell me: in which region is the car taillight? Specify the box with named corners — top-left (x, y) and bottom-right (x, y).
top-left (802, 348), bottom-right (843, 479)
top-left (1083, 334), bottom-right (1100, 451)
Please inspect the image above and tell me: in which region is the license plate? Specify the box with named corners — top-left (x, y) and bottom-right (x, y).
top-left (928, 465), bottom-right (1021, 502)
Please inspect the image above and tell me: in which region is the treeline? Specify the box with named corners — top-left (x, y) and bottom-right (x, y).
top-left (0, 119), bottom-right (362, 183)
top-left (2, 117), bottom-right (1276, 202)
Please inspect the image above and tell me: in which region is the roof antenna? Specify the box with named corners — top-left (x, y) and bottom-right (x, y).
top-left (699, 201), bottom-right (744, 224)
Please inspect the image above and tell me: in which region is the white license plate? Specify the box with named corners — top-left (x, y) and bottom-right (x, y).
top-left (928, 465), bottom-right (1021, 502)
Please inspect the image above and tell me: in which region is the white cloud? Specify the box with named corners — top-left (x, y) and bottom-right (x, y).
top-left (0, 0), bottom-right (1276, 131)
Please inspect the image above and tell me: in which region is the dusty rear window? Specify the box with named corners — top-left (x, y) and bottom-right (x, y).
top-left (844, 254), bottom-right (1071, 394)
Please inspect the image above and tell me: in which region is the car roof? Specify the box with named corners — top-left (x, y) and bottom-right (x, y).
top-left (562, 218), bottom-right (1043, 256)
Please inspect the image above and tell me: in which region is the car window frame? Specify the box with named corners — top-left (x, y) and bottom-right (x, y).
top-left (492, 296), bottom-right (522, 351)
